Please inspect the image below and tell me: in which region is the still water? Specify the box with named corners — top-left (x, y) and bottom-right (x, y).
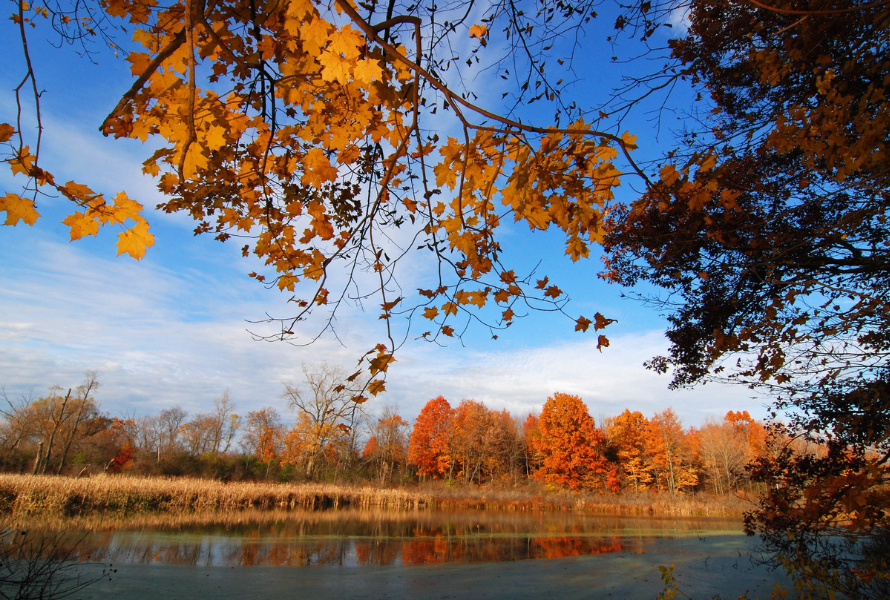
top-left (56, 510), bottom-right (790, 599)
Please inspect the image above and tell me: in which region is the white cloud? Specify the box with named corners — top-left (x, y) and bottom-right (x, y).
top-left (667, 6), bottom-right (691, 34)
top-left (384, 330), bottom-right (767, 426)
top-left (0, 232), bottom-right (767, 429)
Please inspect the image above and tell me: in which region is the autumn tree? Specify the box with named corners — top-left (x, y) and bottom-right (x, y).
top-left (156, 405), bottom-right (188, 457)
top-left (281, 363), bottom-right (365, 478)
top-left (597, 0), bottom-right (890, 593)
top-left (241, 407), bottom-right (285, 477)
top-left (450, 400), bottom-right (493, 484)
top-left (604, 409), bottom-right (652, 492)
top-left (644, 408), bottom-right (697, 495)
top-left (363, 406), bottom-right (410, 484)
top-left (0, 373), bottom-right (107, 474)
top-left (522, 414), bottom-right (541, 477)
top-left (179, 390), bottom-right (241, 456)
top-left (528, 393), bottom-right (608, 491)
top-left (695, 417), bottom-right (745, 496)
top-left (407, 396), bottom-right (454, 480)
top-left (481, 409), bottom-right (526, 485)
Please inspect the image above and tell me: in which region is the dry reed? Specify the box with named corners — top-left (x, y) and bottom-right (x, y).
top-left (0, 474), bottom-right (749, 522)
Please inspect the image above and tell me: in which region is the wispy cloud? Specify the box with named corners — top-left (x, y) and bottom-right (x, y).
top-left (0, 234), bottom-right (765, 428)
top-left (0, 235), bottom-right (746, 424)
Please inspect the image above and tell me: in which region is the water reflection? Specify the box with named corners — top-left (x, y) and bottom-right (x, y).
top-left (79, 531), bottom-right (635, 567)
top-left (37, 509), bottom-right (742, 568)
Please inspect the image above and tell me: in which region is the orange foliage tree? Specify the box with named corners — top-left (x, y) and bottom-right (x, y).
top-left (451, 400), bottom-right (492, 484)
top-left (242, 407), bottom-right (284, 464)
top-left (450, 400), bottom-right (523, 485)
top-left (695, 411), bottom-right (767, 495)
top-left (605, 409), bottom-right (652, 493)
top-left (528, 393), bottom-right (607, 491)
top-left (407, 396), bottom-right (454, 480)
top-left (364, 408), bottom-right (410, 484)
top-left (644, 408), bottom-right (697, 495)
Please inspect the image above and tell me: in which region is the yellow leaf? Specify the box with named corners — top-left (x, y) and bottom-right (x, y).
top-left (110, 192), bottom-right (144, 224)
top-left (127, 52), bottom-right (152, 77)
top-left (300, 17), bottom-right (331, 54)
top-left (368, 379), bottom-right (386, 396)
top-left (302, 149), bottom-right (339, 187)
top-left (9, 148), bottom-right (35, 177)
top-left (286, 0), bottom-right (315, 20)
top-left (353, 58), bottom-right (384, 84)
top-left (327, 25), bottom-right (363, 60)
top-left (699, 153), bottom-right (717, 173)
top-left (0, 193), bottom-right (40, 226)
top-left (469, 24), bottom-right (488, 39)
top-left (203, 124), bottom-right (228, 151)
top-left (659, 164), bottom-right (680, 186)
top-left (62, 180), bottom-right (98, 203)
top-left (62, 211), bottom-right (100, 239)
top-left (319, 50), bottom-right (352, 83)
top-left (620, 131), bottom-right (638, 151)
top-left (423, 306), bottom-right (439, 320)
top-left (116, 220), bottom-right (155, 260)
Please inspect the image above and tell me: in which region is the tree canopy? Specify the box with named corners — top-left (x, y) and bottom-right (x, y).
top-left (600, 1), bottom-right (890, 596)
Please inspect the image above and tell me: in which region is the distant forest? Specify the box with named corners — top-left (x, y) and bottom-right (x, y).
top-left (0, 368), bottom-right (804, 497)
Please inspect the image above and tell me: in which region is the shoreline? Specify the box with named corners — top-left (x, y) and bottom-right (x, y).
top-left (0, 473), bottom-right (755, 523)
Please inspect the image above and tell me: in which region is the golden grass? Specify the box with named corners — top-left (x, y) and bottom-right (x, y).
top-left (0, 474), bottom-right (751, 523)
top-left (0, 474), bottom-right (427, 517)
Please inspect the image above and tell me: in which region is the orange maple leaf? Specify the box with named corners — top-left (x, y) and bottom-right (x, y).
top-left (301, 148), bottom-right (339, 187)
top-left (594, 312), bottom-right (616, 330)
top-left (368, 379), bottom-right (386, 396)
top-left (62, 211), bottom-right (100, 240)
top-left (116, 220), bottom-right (155, 260)
top-left (9, 148), bottom-right (35, 177)
top-left (353, 59), bottom-right (384, 84)
top-left (319, 50), bottom-right (352, 83)
top-left (468, 24), bottom-right (488, 39)
top-left (1, 193), bottom-right (40, 226)
top-left (544, 285), bottom-right (562, 298)
top-left (0, 123), bottom-right (14, 143)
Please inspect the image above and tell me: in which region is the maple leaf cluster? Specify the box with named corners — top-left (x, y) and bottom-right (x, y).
top-left (3, 0), bottom-right (634, 398)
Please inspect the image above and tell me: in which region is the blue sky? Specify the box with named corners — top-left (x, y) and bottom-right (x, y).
top-left (0, 4), bottom-right (769, 427)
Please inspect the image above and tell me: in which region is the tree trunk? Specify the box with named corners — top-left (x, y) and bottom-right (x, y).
top-left (41, 389), bottom-right (72, 475)
top-left (32, 440), bottom-right (44, 475)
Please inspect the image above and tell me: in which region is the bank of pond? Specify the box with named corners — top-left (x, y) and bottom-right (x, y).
top-left (0, 473), bottom-right (750, 520)
top-left (0, 475), bottom-right (793, 599)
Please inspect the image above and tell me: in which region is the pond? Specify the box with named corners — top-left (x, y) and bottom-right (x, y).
top-left (47, 510), bottom-right (789, 599)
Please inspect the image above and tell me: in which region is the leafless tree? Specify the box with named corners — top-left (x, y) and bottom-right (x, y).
top-left (282, 363), bottom-right (367, 478)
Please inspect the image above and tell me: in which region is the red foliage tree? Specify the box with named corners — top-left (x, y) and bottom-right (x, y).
top-left (408, 396), bottom-right (454, 479)
top-left (529, 393), bottom-right (607, 490)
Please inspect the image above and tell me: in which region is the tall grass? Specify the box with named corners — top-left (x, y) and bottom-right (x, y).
top-left (0, 474), bottom-right (750, 523)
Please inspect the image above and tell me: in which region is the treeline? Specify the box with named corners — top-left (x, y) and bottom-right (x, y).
top-left (405, 393), bottom-right (770, 496)
top-left (0, 369), bottom-right (792, 497)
